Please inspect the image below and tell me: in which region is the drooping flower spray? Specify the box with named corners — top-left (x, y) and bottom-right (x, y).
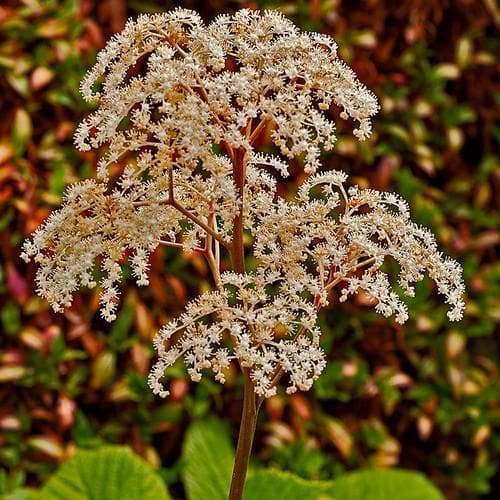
top-left (22, 9), bottom-right (464, 499)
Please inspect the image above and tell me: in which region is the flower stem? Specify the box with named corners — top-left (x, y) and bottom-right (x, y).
top-left (231, 147), bottom-right (247, 274)
top-left (227, 145), bottom-right (257, 499)
top-left (228, 368), bottom-right (261, 500)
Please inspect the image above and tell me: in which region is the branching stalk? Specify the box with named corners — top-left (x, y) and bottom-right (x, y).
top-left (227, 146), bottom-right (258, 500)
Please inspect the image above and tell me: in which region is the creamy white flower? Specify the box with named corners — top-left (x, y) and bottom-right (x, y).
top-left (23, 9), bottom-right (464, 399)
top-left (148, 271), bottom-right (325, 398)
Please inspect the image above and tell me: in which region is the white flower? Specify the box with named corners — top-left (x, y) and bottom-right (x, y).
top-left (149, 271), bottom-right (325, 398)
top-left (23, 9), bottom-right (464, 399)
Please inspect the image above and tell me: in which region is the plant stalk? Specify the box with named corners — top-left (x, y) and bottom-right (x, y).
top-left (227, 146), bottom-right (258, 499)
top-left (228, 368), bottom-right (261, 500)
top-left (230, 147), bottom-right (247, 274)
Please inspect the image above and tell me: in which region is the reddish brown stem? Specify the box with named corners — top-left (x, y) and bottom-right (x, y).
top-left (230, 148), bottom-right (247, 274)
top-left (228, 369), bottom-right (261, 500)
top-left (227, 147), bottom-right (258, 500)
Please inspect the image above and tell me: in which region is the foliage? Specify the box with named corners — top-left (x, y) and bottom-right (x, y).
top-left (182, 417), bottom-right (444, 500)
top-left (37, 446), bottom-right (170, 500)
top-left (0, 0), bottom-right (498, 499)
top-left (6, 421), bottom-right (444, 499)
top-left (328, 469), bottom-right (443, 500)
top-left (182, 419), bottom-right (234, 500)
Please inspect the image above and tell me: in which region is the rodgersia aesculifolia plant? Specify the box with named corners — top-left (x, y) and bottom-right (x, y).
top-left (22, 8), bottom-right (464, 498)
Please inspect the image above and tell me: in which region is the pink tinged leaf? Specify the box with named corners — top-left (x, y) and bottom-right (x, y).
top-left (57, 394), bottom-right (76, 429)
top-left (0, 415), bottom-right (21, 431)
top-left (131, 342), bottom-right (150, 374)
top-left (20, 326), bottom-right (44, 350)
top-left (135, 301), bottom-right (155, 340)
top-left (0, 365), bottom-right (27, 382)
top-left (265, 395), bottom-right (285, 421)
top-left (28, 436), bottom-right (65, 459)
top-left (324, 418), bottom-right (353, 459)
top-left (7, 263), bottom-right (29, 304)
top-left (417, 415), bottom-right (433, 441)
top-left (170, 379), bottom-right (189, 402)
top-left (30, 67), bottom-right (54, 91)
top-left (41, 325), bottom-right (62, 344)
top-left (389, 373), bottom-right (413, 388)
top-left (289, 393), bottom-right (312, 420)
top-left (471, 425), bottom-right (491, 448)
top-left (342, 361), bottom-right (358, 377)
top-left (37, 19), bottom-right (68, 39)
top-left (0, 142), bottom-right (14, 164)
top-left (2, 348), bottom-right (24, 364)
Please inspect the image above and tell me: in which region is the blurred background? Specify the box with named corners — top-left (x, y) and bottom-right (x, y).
top-left (0, 0), bottom-right (499, 498)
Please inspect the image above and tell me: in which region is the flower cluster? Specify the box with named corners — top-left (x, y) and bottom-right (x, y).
top-left (254, 172), bottom-right (465, 323)
top-left (75, 9), bottom-right (377, 175)
top-left (149, 171), bottom-right (464, 397)
top-left (21, 179), bottom-right (181, 320)
top-left (23, 9), bottom-right (464, 398)
top-left (149, 271), bottom-right (325, 398)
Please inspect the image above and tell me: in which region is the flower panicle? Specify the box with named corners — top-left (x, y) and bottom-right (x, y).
top-left (23, 9), bottom-right (464, 399)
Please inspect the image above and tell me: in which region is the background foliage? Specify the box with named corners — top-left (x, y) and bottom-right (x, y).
top-left (0, 0), bottom-right (498, 498)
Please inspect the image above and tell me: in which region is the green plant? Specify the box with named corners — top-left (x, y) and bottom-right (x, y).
top-left (21, 8), bottom-right (465, 499)
top-left (7, 420), bottom-right (444, 500)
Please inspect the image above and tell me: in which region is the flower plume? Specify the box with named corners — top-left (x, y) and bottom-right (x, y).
top-left (22, 8), bottom-right (464, 398)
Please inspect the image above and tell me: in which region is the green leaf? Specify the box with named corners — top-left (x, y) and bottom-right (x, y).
top-left (1, 300), bottom-right (21, 336)
top-left (37, 446), bottom-right (170, 500)
top-left (330, 469), bottom-right (444, 500)
top-left (48, 162), bottom-right (67, 197)
top-left (244, 468), bottom-right (444, 500)
top-left (182, 418), bottom-right (234, 500)
top-left (89, 351), bottom-right (116, 389)
top-left (441, 104), bottom-right (476, 127)
top-left (108, 297), bottom-right (135, 352)
top-left (12, 108), bottom-right (33, 156)
top-left (245, 470), bottom-right (334, 500)
top-left (3, 489), bottom-right (36, 500)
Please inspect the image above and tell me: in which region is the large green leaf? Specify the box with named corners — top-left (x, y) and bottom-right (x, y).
top-left (245, 470), bottom-right (334, 500)
top-left (245, 468), bottom-right (443, 500)
top-left (181, 417), bottom-right (444, 500)
top-left (37, 446), bottom-right (170, 500)
top-left (182, 418), bottom-right (234, 500)
top-left (330, 468), bottom-right (444, 500)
